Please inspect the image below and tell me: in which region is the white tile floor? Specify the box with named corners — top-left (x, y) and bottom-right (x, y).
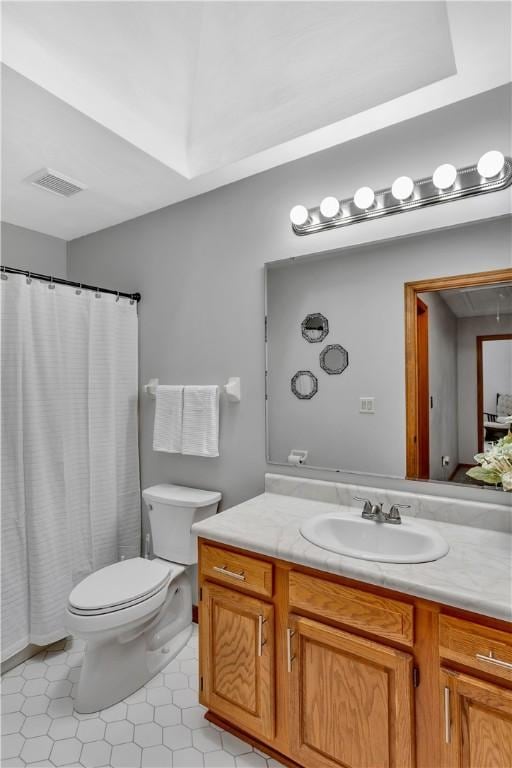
top-left (1, 626), bottom-right (284, 768)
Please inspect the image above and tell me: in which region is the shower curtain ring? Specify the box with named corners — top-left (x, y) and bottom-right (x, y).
top-left (48, 276), bottom-right (55, 290)
top-left (1, 265), bottom-right (7, 281)
top-left (26, 271), bottom-right (32, 285)
top-left (116, 291), bottom-right (120, 302)
top-left (95, 287), bottom-right (101, 298)
top-left (75, 283), bottom-right (82, 295)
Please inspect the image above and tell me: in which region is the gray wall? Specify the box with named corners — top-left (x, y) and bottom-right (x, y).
top-left (1, 221), bottom-right (67, 277)
top-left (483, 339), bottom-right (512, 414)
top-left (266, 247), bottom-right (406, 477)
top-left (458, 313), bottom-right (512, 463)
top-left (68, 86), bottom-right (512, 517)
top-left (419, 292), bottom-right (459, 482)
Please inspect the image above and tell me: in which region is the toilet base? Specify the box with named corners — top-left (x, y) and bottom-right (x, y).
top-left (73, 572), bottom-right (193, 713)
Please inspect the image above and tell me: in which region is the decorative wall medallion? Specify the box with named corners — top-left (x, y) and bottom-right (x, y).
top-left (301, 313), bottom-right (329, 343)
top-left (320, 344), bottom-right (349, 374)
top-left (291, 370), bottom-right (318, 400)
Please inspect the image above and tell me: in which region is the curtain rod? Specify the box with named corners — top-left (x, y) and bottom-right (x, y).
top-left (0, 265), bottom-right (141, 302)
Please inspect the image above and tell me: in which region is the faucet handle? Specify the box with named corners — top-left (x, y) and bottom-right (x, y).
top-left (354, 496), bottom-right (374, 518)
top-left (387, 503), bottom-right (410, 524)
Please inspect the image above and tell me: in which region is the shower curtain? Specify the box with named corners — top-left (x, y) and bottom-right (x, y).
top-left (1, 273), bottom-right (140, 661)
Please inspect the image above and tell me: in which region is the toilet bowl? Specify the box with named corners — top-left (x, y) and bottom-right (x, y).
top-left (66, 484), bottom-right (220, 713)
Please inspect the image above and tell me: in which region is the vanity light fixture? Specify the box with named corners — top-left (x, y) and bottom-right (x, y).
top-left (353, 186), bottom-right (375, 210)
top-left (477, 150), bottom-right (505, 179)
top-left (290, 150), bottom-right (512, 236)
top-left (432, 163), bottom-right (457, 191)
top-left (319, 196), bottom-right (341, 219)
top-left (391, 175), bottom-right (414, 201)
top-left (289, 204), bottom-right (310, 227)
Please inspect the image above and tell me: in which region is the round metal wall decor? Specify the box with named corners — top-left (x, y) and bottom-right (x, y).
top-left (291, 370), bottom-right (318, 400)
top-left (320, 344), bottom-right (349, 375)
top-left (301, 313), bottom-right (329, 343)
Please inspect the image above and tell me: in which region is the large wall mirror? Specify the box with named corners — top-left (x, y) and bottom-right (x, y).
top-left (265, 218), bottom-right (512, 492)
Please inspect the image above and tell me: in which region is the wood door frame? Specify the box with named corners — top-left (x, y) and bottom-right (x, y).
top-left (405, 268), bottom-right (512, 479)
top-left (416, 297), bottom-right (430, 479)
top-left (476, 333), bottom-right (512, 453)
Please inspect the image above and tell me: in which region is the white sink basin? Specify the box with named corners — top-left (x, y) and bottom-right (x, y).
top-left (300, 512), bottom-right (449, 564)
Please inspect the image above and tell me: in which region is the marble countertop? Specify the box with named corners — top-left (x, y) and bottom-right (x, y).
top-left (193, 492), bottom-right (512, 622)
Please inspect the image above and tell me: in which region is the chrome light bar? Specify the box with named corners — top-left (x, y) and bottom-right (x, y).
top-left (290, 153), bottom-right (512, 236)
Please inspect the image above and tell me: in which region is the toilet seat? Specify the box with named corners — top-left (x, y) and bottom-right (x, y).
top-left (68, 557), bottom-right (173, 616)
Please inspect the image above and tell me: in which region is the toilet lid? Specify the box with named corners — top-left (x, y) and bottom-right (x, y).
top-left (68, 557), bottom-right (172, 613)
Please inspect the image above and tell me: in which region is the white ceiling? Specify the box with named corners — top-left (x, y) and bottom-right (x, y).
top-left (1, 1), bottom-right (511, 240)
top-left (439, 284), bottom-right (512, 319)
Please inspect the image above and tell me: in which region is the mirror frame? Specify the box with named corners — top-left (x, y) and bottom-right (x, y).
top-left (404, 267), bottom-right (512, 480)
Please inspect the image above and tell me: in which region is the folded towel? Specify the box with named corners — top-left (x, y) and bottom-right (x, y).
top-left (153, 385), bottom-right (183, 452)
top-left (182, 385), bottom-right (219, 457)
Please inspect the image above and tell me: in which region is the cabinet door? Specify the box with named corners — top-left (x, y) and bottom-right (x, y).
top-left (287, 615), bottom-right (414, 768)
top-left (441, 668), bottom-right (512, 768)
top-left (199, 581), bottom-right (275, 740)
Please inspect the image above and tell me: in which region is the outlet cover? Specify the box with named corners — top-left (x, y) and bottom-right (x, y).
top-left (360, 397), bottom-right (375, 414)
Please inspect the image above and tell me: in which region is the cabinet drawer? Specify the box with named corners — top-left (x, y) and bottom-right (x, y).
top-left (200, 543), bottom-right (273, 598)
top-left (289, 571), bottom-right (414, 646)
top-left (440, 615), bottom-right (512, 683)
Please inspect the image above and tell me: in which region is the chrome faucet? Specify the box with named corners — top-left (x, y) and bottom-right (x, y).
top-left (353, 498), bottom-right (410, 525)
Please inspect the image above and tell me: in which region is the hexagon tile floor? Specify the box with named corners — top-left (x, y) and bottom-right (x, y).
top-left (1, 626), bottom-right (285, 768)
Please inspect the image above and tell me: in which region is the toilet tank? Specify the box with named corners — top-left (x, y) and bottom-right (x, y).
top-left (142, 484), bottom-right (221, 565)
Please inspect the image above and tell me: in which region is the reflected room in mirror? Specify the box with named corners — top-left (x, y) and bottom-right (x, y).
top-left (406, 274), bottom-right (512, 488)
top-left (265, 224), bottom-right (512, 492)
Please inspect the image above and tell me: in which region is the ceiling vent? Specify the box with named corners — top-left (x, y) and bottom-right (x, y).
top-left (26, 168), bottom-right (87, 197)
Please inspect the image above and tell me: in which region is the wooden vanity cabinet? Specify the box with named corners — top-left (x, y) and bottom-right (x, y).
top-left (440, 669), bottom-right (512, 768)
top-left (199, 580), bottom-right (275, 741)
top-left (439, 615), bottom-right (512, 768)
top-left (287, 614), bottom-right (414, 768)
top-left (198, 538), bottom-right (512, 768)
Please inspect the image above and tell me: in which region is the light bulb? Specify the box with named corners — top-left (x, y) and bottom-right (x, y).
top-left (391, 176), bottom-right (414, 201)
top-left (289, 204), bottom-right (309, 227)
top-left (432, 163), bottom-right (457, 190)
top-left (477, 150), bottom-right (505, 179)
top-left (320, 196), bottom-right (341, 218)
top-left (353, 186), bottom-right (375, 210)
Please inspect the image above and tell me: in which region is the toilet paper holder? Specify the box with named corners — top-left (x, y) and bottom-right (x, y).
top-left (288, 449), bottom-right (308, 466)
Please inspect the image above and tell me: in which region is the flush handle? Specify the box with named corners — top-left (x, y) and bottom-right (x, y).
top-left (213, 565), bottom-right (246, 582)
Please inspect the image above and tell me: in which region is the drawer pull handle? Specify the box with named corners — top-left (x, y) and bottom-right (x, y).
top-left (476, 651), bottom-right (512, 670)
top-left (258, 615), bottom-right (267, 657)
top-left (213, 565), bottom-right (246, 581)
top-left (287, 628), bottom-right (296, 673)
top-left (444, 686), bottom-right (451, 744)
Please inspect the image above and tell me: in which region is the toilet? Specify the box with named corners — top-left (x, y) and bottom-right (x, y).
top-left (66, 484), bottom-right (220, 713)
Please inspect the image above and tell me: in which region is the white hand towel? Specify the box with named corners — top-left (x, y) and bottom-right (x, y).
top-left (153, 385), bottom-right (184, 452)
top-left (182, 385), bottom-right (219, 457)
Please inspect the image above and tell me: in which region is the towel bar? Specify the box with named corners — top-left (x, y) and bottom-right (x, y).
top-left (144, 377), bottom-right (241, 403)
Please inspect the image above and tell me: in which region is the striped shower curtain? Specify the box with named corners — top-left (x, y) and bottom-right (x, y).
top-left (1, 273), bottom-right (140, 661)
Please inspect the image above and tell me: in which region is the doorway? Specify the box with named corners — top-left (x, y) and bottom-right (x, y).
top-left (477, 334), bottom-right (512, 452)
